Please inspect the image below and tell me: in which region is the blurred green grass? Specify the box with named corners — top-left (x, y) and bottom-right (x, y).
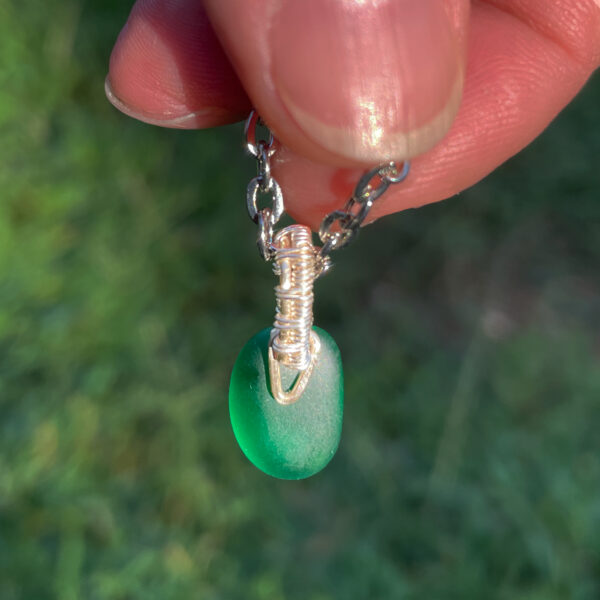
top-left (0, 2), bottom-right (599, 599)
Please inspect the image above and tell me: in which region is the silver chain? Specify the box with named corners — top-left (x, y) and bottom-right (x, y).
top-left (244, 111), bottom-right (410, 273)
top-left (244, 112), bottom-right (283, 261)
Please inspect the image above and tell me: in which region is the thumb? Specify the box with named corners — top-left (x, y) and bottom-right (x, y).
top-left (204, 0), bottom-right (469, 166)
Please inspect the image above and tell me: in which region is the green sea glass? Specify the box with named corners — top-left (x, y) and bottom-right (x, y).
top-left (229, 327), bottom-right (343, 480)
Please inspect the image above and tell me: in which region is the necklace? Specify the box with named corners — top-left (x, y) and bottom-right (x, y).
top-left (229, 111), bottom-right (410, 480)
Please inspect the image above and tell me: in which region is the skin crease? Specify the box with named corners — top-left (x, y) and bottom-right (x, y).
top-left (106, 0), bottom-right (600, 228)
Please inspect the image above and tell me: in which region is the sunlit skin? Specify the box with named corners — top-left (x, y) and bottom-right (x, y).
top-left (106, 0), bottom-right (600, 229)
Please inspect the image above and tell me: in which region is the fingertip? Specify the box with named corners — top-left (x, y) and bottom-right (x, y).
top-left (106, 0), bottom-right (250, 128)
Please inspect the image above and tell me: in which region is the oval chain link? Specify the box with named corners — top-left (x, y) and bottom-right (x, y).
top-left (244, 111), bottom-right (410, 272)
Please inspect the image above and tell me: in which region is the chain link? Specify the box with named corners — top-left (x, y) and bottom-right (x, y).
top-left (318, 161), bottom-right (410, 256)
top-left (244, 111), bottom-right (410, 272)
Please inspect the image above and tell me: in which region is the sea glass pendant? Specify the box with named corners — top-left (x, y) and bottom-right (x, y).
top-left (229, 326), bottom-right (343, 479)
top-left (229, 224), bottom-right (344, 479)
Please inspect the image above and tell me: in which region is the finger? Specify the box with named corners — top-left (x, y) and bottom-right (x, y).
top-left (106, 0), bottom-right (251, 128)
top-left (272, 0), bottom-right (600, 228)
top-left (203, 0), bottom-right (471, 165)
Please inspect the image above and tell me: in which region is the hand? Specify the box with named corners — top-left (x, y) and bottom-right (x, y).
top-left (106, 0), bottom-right (600, 228)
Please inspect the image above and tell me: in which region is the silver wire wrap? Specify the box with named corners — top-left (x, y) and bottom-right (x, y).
top-left (270, 225), bottom-right (317, 372)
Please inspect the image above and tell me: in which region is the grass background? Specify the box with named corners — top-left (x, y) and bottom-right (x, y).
top-left (1, 2), bottom-right (599, 599)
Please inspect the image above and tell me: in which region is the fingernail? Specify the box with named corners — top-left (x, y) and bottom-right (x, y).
top-left (105, 76), bottom-right (236, 129)
top-left (270, 0), bottom-right (464, 162)
top-left (105, 77), bottom-right (204, 127)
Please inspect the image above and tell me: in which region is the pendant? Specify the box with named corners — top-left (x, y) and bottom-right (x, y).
top-left (229, 225), bottom-right (344, 479)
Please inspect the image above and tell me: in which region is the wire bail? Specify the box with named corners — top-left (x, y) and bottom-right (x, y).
top-left (268, 225), bottom-right (321, 404)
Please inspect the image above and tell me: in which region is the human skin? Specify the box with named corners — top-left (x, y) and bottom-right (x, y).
top-left (106, 0), bottom-right (600, 229)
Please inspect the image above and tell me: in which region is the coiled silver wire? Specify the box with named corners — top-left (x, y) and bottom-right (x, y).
top-left (270, 225), bottom-right (316, 372)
